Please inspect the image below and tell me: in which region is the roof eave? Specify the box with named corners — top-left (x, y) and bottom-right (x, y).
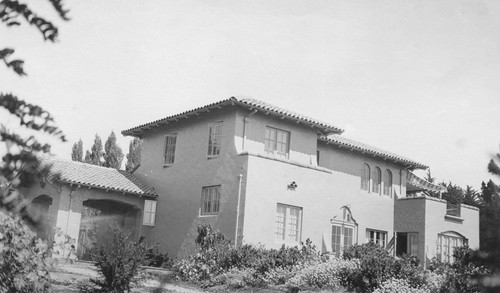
top-left (122, 97), bottom-right (344, 137)
top-left (318, 137), bottom-right (428, 169)
top-left (57, 179), bottom-right (158, 197)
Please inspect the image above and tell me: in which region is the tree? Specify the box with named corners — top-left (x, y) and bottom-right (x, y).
top-left (84, 149), bottom-right (92, 164)
top-left (103, 131), bottom-right (123, 169)
top-left (125, 137), bottom-right (142, 172)
top-left (71, 139), bottom-right (83, 162)
top-left (1, 0), bottom-right (68, 217)
top-left (88, 134), bottom-right (104, 166)
top-left (463, 185), bottom-right (482, 207)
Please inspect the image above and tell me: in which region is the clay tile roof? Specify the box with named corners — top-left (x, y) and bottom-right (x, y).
top-left (39, 156), bottom-right (157, 197)
top-left (122, 97), bottom-right (343, 136)
top-left (319, 134), bottom-right (428, 169)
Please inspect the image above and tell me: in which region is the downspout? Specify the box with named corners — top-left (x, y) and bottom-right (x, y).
top-left (234, 173), bottom-right (243, 248)
top-left (242, 110), bottom-right (258, 151)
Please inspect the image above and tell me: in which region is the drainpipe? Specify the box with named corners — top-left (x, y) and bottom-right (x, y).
top-left (234, 173), bottom-right (243, 248)
top-left (242, 110), bottom-right (258, 151)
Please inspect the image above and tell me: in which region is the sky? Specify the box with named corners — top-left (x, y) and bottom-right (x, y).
top-left (2, 0), bottom-right (500, 189)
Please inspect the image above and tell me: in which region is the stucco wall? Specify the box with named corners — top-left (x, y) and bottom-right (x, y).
top-left (135, 108), bottom-right (249, 257)
top-left (242, 154), bottom-right (395, 252)
top-left (395, 196), bottom-right (479, 266)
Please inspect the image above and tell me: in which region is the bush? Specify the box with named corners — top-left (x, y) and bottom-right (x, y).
top-left (173, 224), bottom-right (322, 288)
top-left (343, 242), bottom-right (399, 292)
top-left (145, 248), bottom-right (173, 268)
top-left (373, 278), bottom-right (429, 293)
top-left (89, 226), bottom-right (148, 293)
top-left (0, 210), bottom-right (51, 293)
top-left (286, 257), bottom-right (359, 290)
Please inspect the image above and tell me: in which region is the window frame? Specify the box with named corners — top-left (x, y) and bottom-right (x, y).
top-left (275, 203), bottom-right (303, 243)
top-left (200, 185), bottom-right (221, 216)
top-left (361, 164), bottom-right (371, 192)
top-left (207, 122), bottom-right (223, 159)
top-left (436, 232), bottom-right (467, 263)
top-left (331, 207), bottom-right (357, 256)
top-left (265, 126), bottom-right (290, 159)
top-left (366, 229), bottom-right (387, 248)
top-left (143, 200), bottom-right (157, 226)
top-left (163, 134), bottom-right (177, 166)
top-left (383, 169), bottom-right (392, 196)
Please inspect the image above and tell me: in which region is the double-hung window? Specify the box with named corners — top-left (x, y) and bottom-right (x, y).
top-left (367, 229), bottom-right (387, 247)
top-left (164, 134), bottom-right (177, 165)
top-left (275, 204), bottom-right (302, 243)
top-left (265, 127), bottom-right (290, 158)
top-left (201, 186), bottom-right (221, 215)
top-left (207, 122), bottom-right (223, 158)
top-left (143, 200), bottom-right (157, 226)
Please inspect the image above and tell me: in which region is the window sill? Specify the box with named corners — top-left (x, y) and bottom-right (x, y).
top-left (444, 214), bottom-right (464, 222)
top-left (199, 214), bottom-right (219, 217)
top-left (207, 156), bottom-right (220, 160)
top-left (142, 223), bottom-right (155, 227)
top-left (163, 164), bottom-right (174, 168)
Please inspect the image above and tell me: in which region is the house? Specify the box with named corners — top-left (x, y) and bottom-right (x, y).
top-left (22, 97), bottom-right (479, 265)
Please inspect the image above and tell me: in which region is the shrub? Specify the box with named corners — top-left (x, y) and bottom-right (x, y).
top-left (173, 224), bottom-right (322, 288)
top-left (0, 210), bottom-right (51, 293)
top-left (373, 278), bottom-right (429, 293)
top-left (89, 226), bottom-right (148, 293)
top-left (145, 248), bottom-right (173, 269)
top-left (343, 242), bottom-right (398, 292)
top-left (286, 257), bottom-right (359, 290)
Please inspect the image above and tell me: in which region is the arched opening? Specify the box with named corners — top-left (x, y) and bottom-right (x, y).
top-left (30, 194), bottom-right (53, 243)
top-left (77, 199), bottom-right (139, 260)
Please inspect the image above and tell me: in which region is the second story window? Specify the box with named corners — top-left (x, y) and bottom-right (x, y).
top-left (372, 166), bottom-right (381, 194)
top-left (164, 134), bottom-right (177, 165)
top-left (208, 122), bottom-right (223, 158)
top-left (361, 164), bottom-right (370, 192)
top-left (265, 126), bottom-right (290, 158)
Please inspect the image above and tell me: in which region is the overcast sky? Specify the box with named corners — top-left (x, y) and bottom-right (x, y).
top-left (2, 0), bottom-right (499, 189)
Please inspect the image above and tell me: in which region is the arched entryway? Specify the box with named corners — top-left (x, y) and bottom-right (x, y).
top-left (30, 194), bottom-right (53, 243)
top-left (77, 199), bottom-right (140, 260)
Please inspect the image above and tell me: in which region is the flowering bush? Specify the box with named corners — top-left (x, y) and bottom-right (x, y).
top-left (373, 278), bottom-right (429, 293)
top-left (286, 257), bottom-right (360, 290)
top-left (0, 210), bottom-right (51, 293)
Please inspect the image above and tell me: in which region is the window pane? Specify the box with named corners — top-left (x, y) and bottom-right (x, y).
top-left (208, 123), bottom-right (222, 157)
top-left (361, 164), bottom-right (370, 191)
top-left (276, 205), bottom-right (286, 240)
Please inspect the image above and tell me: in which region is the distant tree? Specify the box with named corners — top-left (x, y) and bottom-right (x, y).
top-left (84, 150), bottom-right (92, 164)
top-left (71, 139), bottom-right (83, 162)
top-left (463, 185), bottom-right (482, 207)
top-left (125, 138), bottom-right (142, 172)
top-left (441, 182), bottom-right (465, 205)
top-left (103, 131), bottom-right (123, 169)
top-left (88, 134), bottom-right (104, 166)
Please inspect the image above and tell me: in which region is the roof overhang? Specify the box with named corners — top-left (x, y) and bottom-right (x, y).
top-left (122, 97), bottom-right (344, 137)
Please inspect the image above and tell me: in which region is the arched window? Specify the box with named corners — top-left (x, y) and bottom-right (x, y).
top-left (331, 206), bottom-right (358, 256)
top-left (383, 169), bottom-right (392, 196)
top-left (361, 164), bottom-right (370, 191)
top-left (436, 231), bottom-right (468, 263)
top-left (372, 167), bottom-right (381, 194)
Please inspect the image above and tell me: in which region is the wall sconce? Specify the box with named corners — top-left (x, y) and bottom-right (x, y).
top-left (287, 181), bottom-right (298, 190)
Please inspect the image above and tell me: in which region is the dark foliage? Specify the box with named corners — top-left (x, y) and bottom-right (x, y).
top-left (90, 227), bottom-right (148, 293)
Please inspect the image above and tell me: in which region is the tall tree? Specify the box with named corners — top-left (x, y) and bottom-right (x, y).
top-left (125, 138), bottom-right (142, 172)
top-left (103, 131), bottom-right (123, 169)
top-left (84, 150), bottom-right (92, 164)
top-left (88, 134), bottom-right (104, 166)
top-left (71, 139), bottom-right (83, 162)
